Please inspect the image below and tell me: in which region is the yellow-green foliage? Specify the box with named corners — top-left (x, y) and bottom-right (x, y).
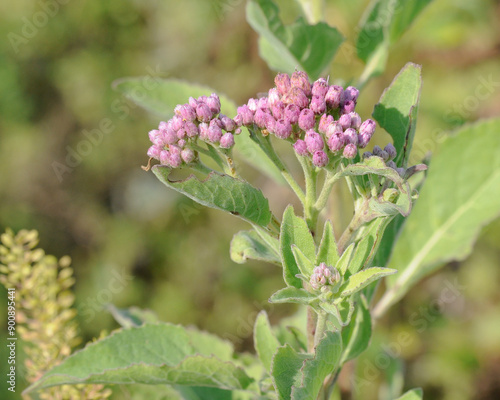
top-left (0, 228), bottom-right (112, 400)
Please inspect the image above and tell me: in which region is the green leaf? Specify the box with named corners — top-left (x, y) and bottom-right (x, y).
top-left (254, 311), bottom-right (280, 374)
top-left (340, 295), bottom-right (372, 364)
top-left (25, 324), bottom-right (252, 394)
top-left (316, 220), bottom-right (339, 267)
top-left (280, 206), bottom-right (316, 288)
top-left (230, 230), bottom-right (281, 265)
top-left (340, 156), bottom-right (404, 187)
top-left (246, 0), bottom-right (344, 80)
top-left (320, 298), bottom-right (355, 328)
top-left (269, 287), bottom-right (317, 305)
top-left (291, 246), bottom-right (315, 277)
top-left (153, 167), bottom-right (272, 227)
top-left (340, 267), bottom-right (397, 297)
top-left (380, 118), bottom-right (500, 311)
top-left (395, 388), bottom-right (423, 400)
top-left (106, 304), bottom-right (160, 328)
top-left (271, 345), bottom-right (310, 400)
top-left (357, 1), bottom-right (432, 82)
top-left (372, 63), bottom-right (423, 167)
top-left (112, 77), bottom-right (284, 184)
top-left (291, 331), bottom-right (342, 400)
top-left (336, 243), bottom-right (354, 276)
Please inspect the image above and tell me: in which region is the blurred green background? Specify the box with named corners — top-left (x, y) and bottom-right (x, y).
top-left (0, 0), bottom-right (499, 399)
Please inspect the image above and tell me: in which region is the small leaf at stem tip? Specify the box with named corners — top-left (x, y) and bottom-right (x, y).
top-left (395, 388), bottom-right (424, 400)
top-left (316, 220), bottom-right (340, 267)
top-left (291, 245), bottom-right (315, 277)
top-left (230, 230), bottom-right (281, 265)
top-left (269, 287), bottom-right (318, 305)
top-left (336, 243), bottom-right (355, 276)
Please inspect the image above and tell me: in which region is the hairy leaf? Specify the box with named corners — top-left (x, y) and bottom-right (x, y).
top-left (269, 287), bottom-right (317, 305)
top-left (340, 267), bottom-right (397, 297)
top-left (254, 311), bottom-right (280, 374)
top-left (340, 295), bottom-right (372, 364)
top-left (316, 220), bottom-right (339, 267)
top-left (230, 230), bottom-right (281, 265)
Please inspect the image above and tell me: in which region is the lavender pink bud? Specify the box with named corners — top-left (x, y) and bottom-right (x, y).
top-left (343, 143), bottom-right (357, 159)
top-left (305, 130), bottom-right (324, 153)
top-left (291, 71), bottom-right (311, 96)
top-left (160, 150), bottom-right (170, 165)
top-left (254, 108), bottom-right (268, 129)
top-left (265, 114), bottom-right (276, 133)
top-left (149, 129), bottom-right (162, 145)
top-left (257, 97), bottom-right (269, 110)
top-left (196, 103), bottom-right (212, 123)
top-left (220, 115), bottom-right (236, 132)
top-left (206, 94), bottom-right (221, 115)
top-left (176, 126), bottom-right (187, 140)
top-left (293, 139), bottom-right (308, 156)
top-left (372, 145), bottom-right (389, 160)
top-left (188, 97), bottom-right (198, 108)
top-left (274, 119), bottom-right (292, 139)
top-left (177, 139), bottom-right (186, 148)
top-left (147, 145), bottom-right (161, 159)
top-left (387, 160), bottom-right (397, 169)
top-left (298, 108), bottom-right (316, 130)
top-left (247, 98), bottom-right (259, 113)
top-left (268, 88), bottom-right (280, 107)
top-left (362, 151), bottom-right (373, 159)
top-left (343, 128), bottom-right (358, 146)
top-left (310, 95), bottom-right (326, 114)
top-left (344, 86), bottom-right (359, 103)
top-left (171, 115), bottom-right (183, 131)
top-left (283, 87), bottom-right (309, 109)
top-left (284, 104), bottom-right (301, 124)
top-left (271, 101), bottom-right (285, 120)
top-left (325, 85), bottom-right (343, 109)
top-left (342, 100), bottom-right (356, 114)
top-left (358, 119), bottom-right (376, 148)
top-left (169, 153), bottom-right (182, 168)
top-left (185, 121), bottom-right (198, 138)
top-left (312, 150), bottom-right (329, 167)
top-left (338, 114), bottom-right (351, 130)
top-left (310, 263), bottom-right (340, 290)
top-left (327, 132), bottom-right (344, 152)
top-left (237, 105), bottom-right (254, 125)
top-left (318, 114), bottom-right (334, 134)
top-left (199, 123), bottom-right (209, 140)
top-left (176, 104), bottom-right (196, 121)
top-left (163, 128), bottom-right (178, 145)
top-left (384, 143), bottom-right (397, 160)
top-left (208, 125), bottom-right (223, 143)
top-left (275, 73), bottom-right (291, 96)
top-left (325, 122), bottom-right (343, 138)
top-left (220, 132), bottom-right (235, 148)
top-left (181, 148), bottom-right (195, 163)
top-left (349, 112), bottom-right (362, 129)
top-left (312, 78), bottom-right (329, 98)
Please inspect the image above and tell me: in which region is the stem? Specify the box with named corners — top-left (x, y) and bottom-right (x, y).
top-left (307, 308), bottom-right (317, 353)
top-left (314, 311), bottom-right (327, 347)
top-left (297, 0), bottom-right (325, 24)
top-left (314, 170), bottom-right (341, 211)
top-left (297, 155), bottom-right (318, 233)
top-left (337, 212), bottom-right (364, 254)
top-left (191, 161), bottom-right (215, 175)
top-left (322, 369), bottom-right (341, 400)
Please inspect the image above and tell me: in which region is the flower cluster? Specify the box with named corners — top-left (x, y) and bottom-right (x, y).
top-left (147, 94), bottom-right (240, 168)
top-left (234, 71), bottom-right (376, 167)
top-left (0, 229), bottom-right (112, 400)
top-left (309, 263), bottom-right (341, 291)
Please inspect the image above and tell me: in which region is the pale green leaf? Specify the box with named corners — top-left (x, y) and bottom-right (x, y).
top-left (340, 295), bottom-right (372, 364)
top-left (291, 245), bottom-right (315, 277)
top-left (230, 230), bottom-right (281, 265)
top-left (254, 311), bottom-right (280, 374)
top-left (316, 220), bottom-right (339, 267)
top-left (112, 77), bottom-right (284, 184)
top-left (372, 63), bottom-right (422, 167)
top-left (271, 345), bottom-right (310, 400)
top-left (106, 305), bottom-right (160, 328)
top-left (379, 118), bottom-right (500, 312)
top-left (246, 0), bottom-right (344, 80)
top-left (395, 388), bottom-right (423, 400)
top-left (280, 206), bottom-right (316, 288)
top-left (340, 267), bottom-right (397, 297)
top-left (269, 287), bottom-right (317, 305)
top-left (25, 324), bottom-right (252, 394)
top-left (291, 331), bottom-right (342, 400)
top-left (336, 243), bottom-right (354, 276)
top-left (153, 167), bottom-right (272, 227)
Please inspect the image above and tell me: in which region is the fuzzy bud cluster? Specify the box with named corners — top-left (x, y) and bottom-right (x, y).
top-left (309, 263), bottom-right (341, 290)
top-left (147, 93), bottom-right (240, 168)
top-left (234, 71), bottom-right (376, 167)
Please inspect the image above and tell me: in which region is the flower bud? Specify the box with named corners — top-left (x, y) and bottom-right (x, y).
top-left (305, 130), bottom-right (324, 153)
top-left (188, 97), bottom-right (198, 108)
top-left (298, 108), bottom-right (316, 130)
top-left (344, 86), bottom-right (359, 103)
top-left (325, 85), bottom-right (343, 109)
top-left (176, 125), bottom-right (187, 140)
top-left (220, 132), bottom-right (235, 148)
top-left (208, 125), bottom-right (223, 143)
top-left (206, 94), bottom-right (221, 115)
top-left (185, 121), bottom-right (198, 138)
top-left (199, 123), bottom-right (209, 140)
top-left (284, 104), bottom-right (301, 124)
top-left (271, 101), bottom-right (286, 120)
top-left (254, 108), bottom-right (269, 129)
top-left (160, 150), bottom-right (171, 165)
top-left (247, 98), bottom-right (259, 112)
top-left (372, 145), bottom-right (389, 161)
top-left (386, 160), bottom-right (397, 169)
top-left (196, 103), bottom-right (212, 123)
top-left (181, 148), bottom-right (195, 163)
top-left (147, 145), bottom-right (161, 159)
top-left (327, 132), bottom-right (344, 152)
top-left (282, 87), bottom-right (309, 109)
top-left (310, 95), bottom-right (326, 114)
top-left (312, 78), bottom-right (329, 98)
top-left (312, 150), bottom-right (329, 167)
top-left (310, 263), bottom-right (340, 290)
top-left (265, 114), bottom-right (277, 133)
top-left (275, 73), bottom-right (291, 96)
top-left (343, 143), bottom-right (357, 159)
top-left (396, 167), bottom-right (406, 177)
top-left (175, 104), bottom-right (196, 121)
top-left (293, 139), bottom-right (308, 156)
top-left (171, 115), bottom-right (183, 131)
top-left (149, 129), bottom-right (162, 145)
top-left (362, 151), bottom-right (373, 159)
top-left (318, 114), bottom-right (334, 134)
top-left (349, 112), bottom-right (362, 129)
top-left (220, 114), bottom-right (236, 132)
top-left (257, 97), bottom-right (269, 110)
top-left (358, 119), bottom-right (376, 148)
top-left (325, 122), bottom-right (342, 138)
top-left (343, 128), bottom-right (358, 146)
top-left (236, 105), bottom-right (254, 125)
top-left (169, 152), bottom-right (182, 168)
top-left (384, 143), bottom-right (397, 160)
top-left (342, 100), bottom-right (356, 114)
top-left (268, 88), bottom-right (280, 107)
top-left (338, 114), bottom-right (351, 130)
top-left (291, 70), bottom-right (311, 96)
top-left (177, 139), bottom-right (186, 148)
top-left (274, 119), bottom-right (292, 139)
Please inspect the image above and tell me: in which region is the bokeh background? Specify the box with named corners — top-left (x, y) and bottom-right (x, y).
top-left (1, 0), bottom-right (499, 399)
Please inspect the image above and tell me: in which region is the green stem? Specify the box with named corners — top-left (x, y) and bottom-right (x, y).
top-left (297, 155), bottom-right (318, 233)
top-left (297, 0), bottom-right (325, 24)
top-left (337, 212), bottom-right (364, 254)
top-left (191, 161), bottom-right (215, 175)
top-left (314, 311), bottom-right (327, 347)
top-left (314, 171), bottom-right (341, 211)
top-left (307, 308), bottom-right (317, 353)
